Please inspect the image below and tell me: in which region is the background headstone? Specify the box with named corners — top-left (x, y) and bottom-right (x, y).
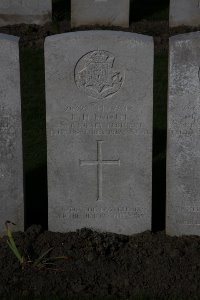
top-left (45, 31), bottom-right (153, 235)
top-left (71, 0), bottom-right (130, 28)
top-left (0, 34), bottom-right (24, 234)
top-left (170, 0), bottom-right (200, 27)
top-left (167, 32), bottom-right (200, 236)
top-left (0, 0), bottom-right (52, 26)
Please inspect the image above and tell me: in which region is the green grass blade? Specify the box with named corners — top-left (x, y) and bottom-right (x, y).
top-left (7, 240), bottom-right (24, 264)
top-left (33, 247), bottom-right (54, 267)
top-left (5, 221), bottom-right (24, 265)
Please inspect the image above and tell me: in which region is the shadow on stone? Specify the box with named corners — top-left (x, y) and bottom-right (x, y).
top-left (24, 166), bottom-right (48, 229)
top-left (52, 0), bottom-right (70, 21)
top-left (152, 129), bottom-right (166, 231)
top-left (131, 0), bottom-right (169, 22)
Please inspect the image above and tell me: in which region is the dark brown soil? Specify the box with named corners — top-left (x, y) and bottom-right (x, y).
top-left (1, 225), bottom-right (200, 300)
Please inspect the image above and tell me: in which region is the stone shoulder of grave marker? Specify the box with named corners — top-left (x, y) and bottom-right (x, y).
top-left (45, 30), bottom-right (153, 235)
top-left (170, 0), bottom-right (200, 27)
top-left (167, 31), bottom-right (200, 236)
top-left (71, 0), bottom-right (130, 28)
top-left (0, 0), bottom-right (52, 26)
top-left (0, 33), bottom-right (24, 235)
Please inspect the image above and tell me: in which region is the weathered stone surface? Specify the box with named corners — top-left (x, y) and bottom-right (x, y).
top-left (0, 34), bottom-right (24, 234)
top-left (167, 32), bottom-right (200, 236)
top-left (71, 0), bottom-right (130, 28)
top-left (170, 0), bottom-right (200, 27)
top-left (0, 0), bottom-right (52, 26)
top-left (45, 31), bottom-right (153, 235)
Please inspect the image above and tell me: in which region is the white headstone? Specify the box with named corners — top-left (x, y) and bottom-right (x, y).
top-left (0, 34), bottom-right (24, 234)
top-left (71, 0), bottom-right (130, 28)
top-left (45, 31), bottom-right (153, 235)
top-left (170, 0), bottom-right (200, 27)
top-left (0, 0), bottom-right (52, 26)
top-left (167, 32), bottom-right (200, 236)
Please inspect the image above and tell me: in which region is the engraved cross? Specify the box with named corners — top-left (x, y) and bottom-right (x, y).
top-left (79, 140), bottom-right (120, 201)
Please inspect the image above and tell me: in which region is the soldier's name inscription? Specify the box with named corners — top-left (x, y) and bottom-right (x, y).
top-left (50, 104), bottom-right (149, 136)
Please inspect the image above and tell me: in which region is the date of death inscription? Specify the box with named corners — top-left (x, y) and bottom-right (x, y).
top-left (56, 207), bottom-right (145, 220)
top-left (50, 108), bottom-right (149, 136)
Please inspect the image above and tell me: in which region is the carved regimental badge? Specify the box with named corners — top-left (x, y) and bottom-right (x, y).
top-left (75, 50), bottom-right (124, 100)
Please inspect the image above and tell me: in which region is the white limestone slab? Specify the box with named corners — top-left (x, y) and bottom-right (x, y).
top-left (71, 0), bottom-right (130, 28)
top-left (0, 34), bottom-right (24, 234)
top-left (167, 32), bottom-right (200, 236)
top-left (170, 0), bottom-right (200, 27)
top-left (45, 31), bottom-right (153, 235)
top-left (0, 0), bottom-right (52, 26)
